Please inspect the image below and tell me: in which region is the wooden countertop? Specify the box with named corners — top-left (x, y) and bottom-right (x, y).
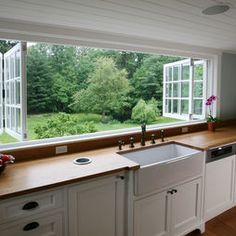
top-left (0, 147), bottom-right (139, 199)
top-left (1, 125), bottom-right (236, 200)
top-left (174, 126), bottom-right (236, 150)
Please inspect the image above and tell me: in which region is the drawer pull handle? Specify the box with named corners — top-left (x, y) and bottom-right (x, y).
top-left (23, 222), bottom-right (40, 231)
top-left (22, 201), bottom-right (39, 210)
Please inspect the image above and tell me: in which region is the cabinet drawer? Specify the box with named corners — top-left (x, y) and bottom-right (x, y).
top-left (0, 189), bottom-right (64, 223)
top-left (0, 212), bottom-right (64, 236)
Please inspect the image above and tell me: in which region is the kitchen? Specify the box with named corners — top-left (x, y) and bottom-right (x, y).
top-left (1, 1), bottom-right (236, 236)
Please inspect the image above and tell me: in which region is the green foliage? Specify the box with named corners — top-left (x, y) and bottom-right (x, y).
top-left (51, 73), bottom-right (77, 112)
top-left (131, 98), bottom-right (160, 124)
top-left (130, 55), bottom-right (182, 111)
top-left (72, 57), bottom-right (131, 121)
top-left (34, 113), bottom-right (97, 139)
top-left (27, 45), bottom-right (54, 113)
top-left (0, 40), bottom-right (17, 54)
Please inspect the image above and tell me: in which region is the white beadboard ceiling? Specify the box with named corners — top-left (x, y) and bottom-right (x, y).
top-left (0, 0), bottom-right (236, 51)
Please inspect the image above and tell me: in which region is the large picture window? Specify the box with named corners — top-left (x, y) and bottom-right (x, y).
top-left (0, 40), bottom-right (210, 145)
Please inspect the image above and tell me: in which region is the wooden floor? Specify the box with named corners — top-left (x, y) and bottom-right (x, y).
top-left (186, 207), bottom-right (236, 236)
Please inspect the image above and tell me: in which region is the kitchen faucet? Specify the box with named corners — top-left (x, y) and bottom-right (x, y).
top-left (141, 123), bottom-right (146, 146)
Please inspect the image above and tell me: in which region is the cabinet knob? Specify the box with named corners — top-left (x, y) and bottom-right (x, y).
top-left (22, 201), bottom-right (39, 210)
top-left (23, 222), bottom-right (40, 231)
top-left (167, 190), bottom-right (173, 195)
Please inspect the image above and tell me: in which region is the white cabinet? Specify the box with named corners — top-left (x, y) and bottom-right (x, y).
top-left (171, 178), bottom-right (201, 236)
top-left (0, 188), bottom-right (66, 236)
top-left (68, 174), bottom-right (125, 236)
top-left (205, 155), bottom-right (235, 221)
top-left (134, 178), bottom-right (202, 236)
top-left (134, 190), bottom-right (171, 236)
top-left (0, 213), bottom-right (64, 236)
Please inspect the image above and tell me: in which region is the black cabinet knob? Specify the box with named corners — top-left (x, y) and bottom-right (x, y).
top-left (22, 201), bottom-right (39, 210)
top-left (23, 222), bottom-right (40, 231)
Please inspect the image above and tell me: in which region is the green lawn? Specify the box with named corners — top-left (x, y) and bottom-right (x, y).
top-left (0, 113), bottom-right (182, 144)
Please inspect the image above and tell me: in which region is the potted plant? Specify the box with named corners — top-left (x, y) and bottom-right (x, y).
top-left (205, 95), bottom-right (218, 131)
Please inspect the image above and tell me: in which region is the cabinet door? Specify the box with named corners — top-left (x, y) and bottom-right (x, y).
top-left (205, 155), bottom-right (235, 221)
top-left (134, 191), bottom-right (171, 236)
top-left (68, 175), bottom-right (125, 236)
top-left (0, 213), bottom-right (64, 236)
top-left (171, 178), bottom-right (201, 236)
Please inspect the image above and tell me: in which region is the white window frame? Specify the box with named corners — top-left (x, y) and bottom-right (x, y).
top-left (3, 42), bottom-right (27, 141)
top-left (163, 58), bottom-right (207, 121)
top-left (0, 35), bottom-right (220, 150)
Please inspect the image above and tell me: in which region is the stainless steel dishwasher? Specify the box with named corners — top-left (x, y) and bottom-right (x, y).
top-left (205, 144), bottom-right (235, 221)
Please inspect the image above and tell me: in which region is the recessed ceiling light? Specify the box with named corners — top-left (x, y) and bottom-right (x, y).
top-left (202, 4), bottom-right (230, 15)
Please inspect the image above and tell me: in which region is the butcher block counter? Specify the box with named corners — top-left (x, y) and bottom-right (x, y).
top-left (175, 125), bottom-right (236, 150)
top-left (0, 125), bottom-right (236, 199)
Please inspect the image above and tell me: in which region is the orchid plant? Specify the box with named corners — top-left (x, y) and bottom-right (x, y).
top-left (205, 95), bottom-right (217, 122)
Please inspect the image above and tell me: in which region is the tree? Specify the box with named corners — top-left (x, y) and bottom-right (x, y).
top-left (72, 57), bottom-right (131, 122)
top-left (27, 45), bottom-right (54, 113)
top-left (51, 73), bottom-right (77, 112)
top-left (130, 55), bottom-right (181, 111)
top-left (131, 98), bottom-right (159, 124)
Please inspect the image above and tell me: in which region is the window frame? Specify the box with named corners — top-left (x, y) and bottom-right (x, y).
top-left (3, 42), bottom-right (27, 141)
top-left (0, 37), bottom-right (220, 151)
top-left (163, 59), bottom-right (207, 121)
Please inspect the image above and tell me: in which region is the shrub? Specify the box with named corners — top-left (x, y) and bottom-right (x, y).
top-left (34, 113), bottom-right (97, 139)
top-left (131, 98), bottom-right (160, 124)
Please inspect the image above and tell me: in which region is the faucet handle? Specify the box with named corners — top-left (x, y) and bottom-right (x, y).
top-left (118, 140), bottom-right (125, 150)
top-left (150, 134), bottom-right (156, 144)
top-left (161, 129), bottom-right (165, 142)
top-left (129, 136), bottom-right (135, 148)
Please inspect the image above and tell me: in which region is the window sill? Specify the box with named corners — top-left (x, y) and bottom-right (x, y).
top-left (0, 120), bottom-right (207, 153)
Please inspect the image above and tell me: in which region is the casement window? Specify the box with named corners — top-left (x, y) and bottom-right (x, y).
top-left (0, 42), bottom-right (27, 141)
top-left (163, 59), bottom-right (207, 120)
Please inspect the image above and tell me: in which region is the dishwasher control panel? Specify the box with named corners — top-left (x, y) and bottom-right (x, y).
top-left (206, 144), bottom-right (235, 163)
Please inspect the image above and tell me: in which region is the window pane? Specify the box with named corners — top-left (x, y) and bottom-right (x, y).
top-left (10, 54), bottom-right (15, 79)
top-left (194, 64), bottom-right (203, 80)
top-left (173, 99), bottom-right (178, 113)
top-left (182, 64), bottom-right (189, 80)
top-left (5, 58), bottom-right (9, 81)
top-left (165, 99), bottom-right (172, 113)
top-left (165, 83), bottom-right (172, 97)
top-left (173, 83), bottom-right (179, 97)
top-left (15, 50), bottom-right (20, 78)
top-left (193, 99), bottom-right (203, 115)
top-left (181, 100), bottom-right (189, 114)
top-left (181, 82), bottom-right (189, 97)
top-left (194, 82), bottom-right (203, 97)
top-left (16, 108), bottom-right (21, 134)
top-left (16, 80), bottom-right (20, 105)
top-left (168, 67), bottom-right (173, 81)
top-left (173, 66), bottom-right (179, 81)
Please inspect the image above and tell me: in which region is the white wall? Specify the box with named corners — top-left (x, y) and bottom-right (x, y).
top-left (220, 53), bottom-right (236, 120)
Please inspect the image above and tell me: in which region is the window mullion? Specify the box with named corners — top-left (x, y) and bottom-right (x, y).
top-left (189, 58), bottom-right (194, 120)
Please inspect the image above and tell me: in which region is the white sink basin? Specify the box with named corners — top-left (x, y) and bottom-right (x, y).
top-left (120, 143), bottom-right (200, 166)
top-left (119, 143), bottom-right (204, 196)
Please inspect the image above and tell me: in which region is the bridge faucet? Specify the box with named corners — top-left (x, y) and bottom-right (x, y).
top-left (141, 123), bottom-right (146, 146)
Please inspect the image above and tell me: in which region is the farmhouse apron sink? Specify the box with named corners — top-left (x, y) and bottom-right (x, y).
top-left (120, 143), bottom-right (204, 196)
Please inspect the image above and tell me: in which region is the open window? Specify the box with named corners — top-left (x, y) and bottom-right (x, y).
top-left (163, 58), bottom-right (207, 121)
top-left (2, 42), bottom-right (27, 141)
